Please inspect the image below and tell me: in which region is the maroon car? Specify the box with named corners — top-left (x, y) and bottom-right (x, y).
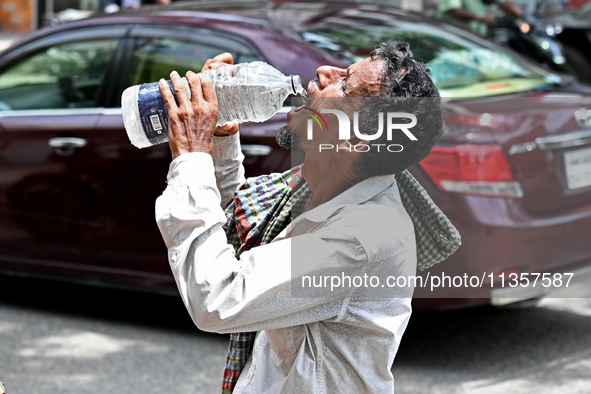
top-left (1, 1), bottom-right (590, 308)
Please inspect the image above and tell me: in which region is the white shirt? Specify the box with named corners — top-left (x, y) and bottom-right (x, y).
top-left (155, 134), bottom-right (416, 393)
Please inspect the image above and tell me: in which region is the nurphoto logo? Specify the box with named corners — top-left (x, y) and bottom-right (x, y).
top-left (302, 106), bottom-right (418, 152)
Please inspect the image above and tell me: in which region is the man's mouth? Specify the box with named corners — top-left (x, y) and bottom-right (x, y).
top-left (292, 104), bottom-right (306, 113)
top-left (290, 79), bottom-right (316, 112)
top-left (308, 77), bottom-right (319, 95)
top-left (287, 80), bottom-right (316, 119)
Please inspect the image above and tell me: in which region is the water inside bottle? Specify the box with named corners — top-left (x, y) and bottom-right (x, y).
top-left (299, 89), bottom-right (308, 103)
top-left (215, 84), bottom-right (292, 125)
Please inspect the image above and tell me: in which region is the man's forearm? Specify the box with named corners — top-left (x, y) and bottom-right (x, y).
top-left (155, 152), bottom-right (246, 332)
top-left (211, 133), bottom-right (246, 208)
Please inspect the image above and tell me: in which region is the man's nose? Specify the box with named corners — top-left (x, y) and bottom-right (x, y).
top-left (316, 66), bottom-right (346, 89)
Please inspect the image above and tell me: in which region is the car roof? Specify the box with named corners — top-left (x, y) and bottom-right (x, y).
top-left (8, 0), bottom-right (440, 54)
top-left (58, 0), bottom-right (428, 32)
top-left (92, 0), bottom-right (273, 26)
top-left (1, 0), bottom-right (448, 81)
top-left (96, 1), bottom-right (416, 19)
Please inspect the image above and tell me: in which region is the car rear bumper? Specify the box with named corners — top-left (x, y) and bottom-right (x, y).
top-left (491, 262), bottom-right (591, 306)
top-left (410, 168), bottom-right (591, 307)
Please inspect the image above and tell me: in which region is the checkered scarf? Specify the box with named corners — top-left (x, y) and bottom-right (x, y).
top-left (220, 167), bottom-right (461, 393)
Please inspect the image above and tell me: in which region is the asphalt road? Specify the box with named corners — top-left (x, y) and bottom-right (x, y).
top-left (1, 275), bottom-right (590, 394)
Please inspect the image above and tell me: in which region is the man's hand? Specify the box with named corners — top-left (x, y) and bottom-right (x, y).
top-left (159, 70), bottom-right (219, 159)
top-left (201, 53), bottom-right (240, 137)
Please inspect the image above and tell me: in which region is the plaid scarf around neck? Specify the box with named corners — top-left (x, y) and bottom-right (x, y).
top-left (220, 167), bottom-right (461, 393)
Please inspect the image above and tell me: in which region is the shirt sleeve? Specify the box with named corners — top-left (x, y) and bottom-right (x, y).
top-left (155, 153), bottom-right (414, 334)
top-left (211, 133), bottom-right (245, 209)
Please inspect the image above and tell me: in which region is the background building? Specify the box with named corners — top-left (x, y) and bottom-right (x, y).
top-left (0, 0), bottom-right (103, 33)
top-left (0, 0), bottom-right (37, 32)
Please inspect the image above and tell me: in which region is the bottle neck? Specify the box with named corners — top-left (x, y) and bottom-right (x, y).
top-left (290, 75), bottom-right (303, 95)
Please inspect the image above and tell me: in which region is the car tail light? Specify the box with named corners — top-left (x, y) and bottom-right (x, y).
top-left (419, 144), bottom-right (523, 198)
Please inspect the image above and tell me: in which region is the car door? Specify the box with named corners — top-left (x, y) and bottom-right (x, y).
top-left (0, 26), bottom-right (127, 279)
top-left (92, 24), bottom-right (292, 291)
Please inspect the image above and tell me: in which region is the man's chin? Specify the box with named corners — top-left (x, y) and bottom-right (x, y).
top-left (276, 124), bottom-right (302, 154)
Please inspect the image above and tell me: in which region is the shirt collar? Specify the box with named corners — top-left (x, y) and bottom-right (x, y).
top-left (296, 174), bottom-right (397, 223)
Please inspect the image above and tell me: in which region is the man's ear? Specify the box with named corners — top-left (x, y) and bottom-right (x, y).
top-left (336, 139), bottom-right (353, 150)
top-left (350, 138), bottom-right (370, 153)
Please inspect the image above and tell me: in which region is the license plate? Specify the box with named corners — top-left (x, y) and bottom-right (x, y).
top-left (564, 147), bottom-right (591, 189)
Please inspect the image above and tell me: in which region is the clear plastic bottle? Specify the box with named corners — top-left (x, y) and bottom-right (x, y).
top-left (121, 61), bottom-right (306, 148)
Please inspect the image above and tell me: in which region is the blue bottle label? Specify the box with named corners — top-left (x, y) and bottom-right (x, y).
top-left (137, 81), bottom-right (176, 145)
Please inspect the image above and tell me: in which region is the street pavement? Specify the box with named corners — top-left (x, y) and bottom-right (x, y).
top-left (1, 275), bottom-right (590, 394)
top-left (396, 298), bottom-right (591, 394)
top-left (0, 276), bottom-right (228, 394)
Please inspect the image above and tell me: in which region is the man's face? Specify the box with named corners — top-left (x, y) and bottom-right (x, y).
top-left (277, 57), bottom-right (387, 151)
top-left (307, 57), bottom-right (386, 99)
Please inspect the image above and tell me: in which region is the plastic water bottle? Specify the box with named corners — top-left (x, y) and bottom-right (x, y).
top-left (121, 61), bottom-right (306, 148)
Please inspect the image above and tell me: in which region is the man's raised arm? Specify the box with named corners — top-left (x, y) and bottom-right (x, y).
top-left (201, 53), bottom-right (245, 208)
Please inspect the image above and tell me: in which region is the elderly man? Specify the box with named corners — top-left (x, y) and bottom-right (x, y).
top-left (156, 41), bottom-right (460, 393)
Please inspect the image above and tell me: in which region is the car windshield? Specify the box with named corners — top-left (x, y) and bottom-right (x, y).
top-left (299, 17), bottom-right (562, 98)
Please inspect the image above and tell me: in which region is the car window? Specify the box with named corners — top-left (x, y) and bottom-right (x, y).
top-left (300, 19), bottom-right (562, 98)
top-left (0, 39), bottom-right (119, 110)
top-left (127, 37), bottom-right (261, 87)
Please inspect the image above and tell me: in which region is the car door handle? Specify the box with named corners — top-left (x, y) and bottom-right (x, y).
top-left (241, 144), bottom-right (272, 156)
top-left (48, 137), bottom-right (87, 149)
